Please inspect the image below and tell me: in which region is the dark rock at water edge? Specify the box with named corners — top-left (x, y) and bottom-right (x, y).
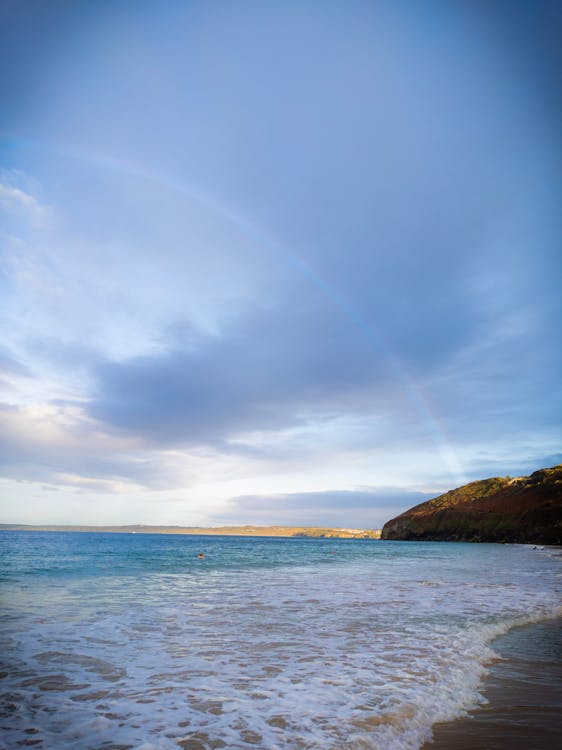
top-left (381, 465), bottom-right (562, 544)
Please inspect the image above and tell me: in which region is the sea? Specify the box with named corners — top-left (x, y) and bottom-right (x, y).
top-left (0, 531), bottom-right (561, 750)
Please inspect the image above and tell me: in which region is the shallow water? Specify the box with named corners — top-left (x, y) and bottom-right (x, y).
top-left (424, 617), bottom-right (562, 750)
top-left (1, 532), bottom-right (560, 750)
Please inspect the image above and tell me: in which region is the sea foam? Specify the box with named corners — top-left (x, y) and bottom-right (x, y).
top-left (1, 534), bottom-right (560, 749)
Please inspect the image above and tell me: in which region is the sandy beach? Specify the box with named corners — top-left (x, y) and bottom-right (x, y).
top-left (423, 617), bottom-right (562, 750)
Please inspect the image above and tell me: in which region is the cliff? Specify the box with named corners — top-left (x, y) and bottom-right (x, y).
top-left (381, 465), bottom-right (562, 543)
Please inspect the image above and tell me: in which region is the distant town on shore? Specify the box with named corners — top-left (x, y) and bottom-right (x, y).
top-left (0, 524), bottom-right (382, 539)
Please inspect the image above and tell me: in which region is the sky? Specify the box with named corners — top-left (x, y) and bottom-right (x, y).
top-left (0, 0), bottom-right (560, 528)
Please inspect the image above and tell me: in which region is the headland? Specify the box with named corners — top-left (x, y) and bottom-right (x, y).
top-left (382, 464), bottom-right (562, 543)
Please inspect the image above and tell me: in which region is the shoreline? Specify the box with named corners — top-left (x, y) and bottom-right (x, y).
top-left (423, 617), bottom-right (562, 749)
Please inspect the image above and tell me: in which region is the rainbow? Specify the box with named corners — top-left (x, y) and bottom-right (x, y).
top-left (2, 136), bottom-right (465, 486)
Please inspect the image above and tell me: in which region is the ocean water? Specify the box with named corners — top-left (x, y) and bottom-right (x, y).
top-left (0, 532), bottom-right (560, 750)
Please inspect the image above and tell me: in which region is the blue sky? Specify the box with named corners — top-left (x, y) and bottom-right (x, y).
top-left (0, 0), bottom-right (560, 527)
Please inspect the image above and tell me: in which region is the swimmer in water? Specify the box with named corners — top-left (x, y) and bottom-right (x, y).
top-left (198, 552), bottom-right (204, 559)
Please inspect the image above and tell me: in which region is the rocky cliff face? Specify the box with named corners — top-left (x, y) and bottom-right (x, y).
top-left (381, 465), bottom-right (562, 543)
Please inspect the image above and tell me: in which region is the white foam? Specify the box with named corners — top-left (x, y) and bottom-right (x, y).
top-left (1, 542), bottom-right (561, 749)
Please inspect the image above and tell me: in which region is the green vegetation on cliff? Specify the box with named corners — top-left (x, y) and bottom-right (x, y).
top-left (381, 465), bottom-right (562, 543)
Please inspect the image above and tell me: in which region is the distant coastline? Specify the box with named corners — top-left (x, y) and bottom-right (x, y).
top-left (0, 524), bottom-right (382, 539)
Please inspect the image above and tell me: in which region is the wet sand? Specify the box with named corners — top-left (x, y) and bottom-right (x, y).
top-left (423, 617), bottom-right (562, 750)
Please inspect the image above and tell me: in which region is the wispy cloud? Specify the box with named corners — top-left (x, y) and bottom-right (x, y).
top-left (0, 345), bottom-right (31, 379)
top-left (0, 182), bottom-right (36, 206)
top-left (214, 488), bottom-right (434, 529)
top-left (0, 402), bottom-right (150, 491)
top-left (0, 179), bottom-right (48, 222)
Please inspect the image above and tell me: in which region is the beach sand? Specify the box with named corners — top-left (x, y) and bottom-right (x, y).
top-left (423, 617), bottom-right (562, 750)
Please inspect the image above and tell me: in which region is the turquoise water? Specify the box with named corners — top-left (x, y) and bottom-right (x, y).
top-left (1, 532), bottom-right (561, 750)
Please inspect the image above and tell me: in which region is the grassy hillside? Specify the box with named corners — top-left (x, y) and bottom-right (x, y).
top-left (381, 465), bottom-right (562, 543)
